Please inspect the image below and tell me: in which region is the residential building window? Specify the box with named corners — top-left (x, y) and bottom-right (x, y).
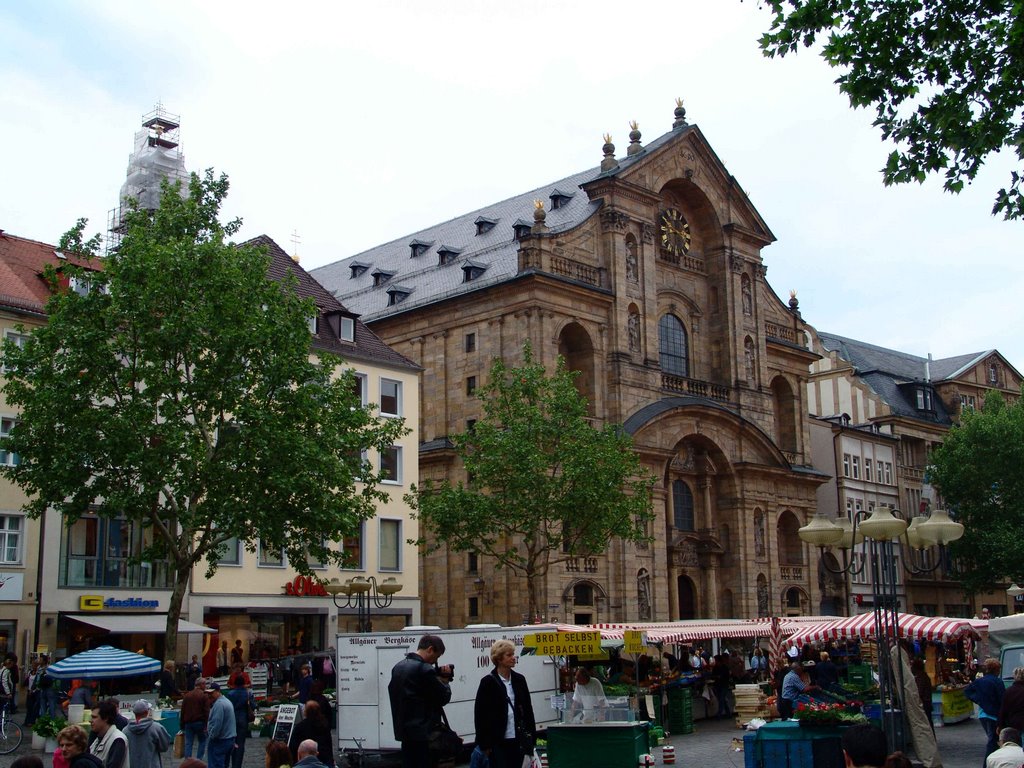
top-left (851, 456), bottom-right (860, 479)
top-left (380, 379), bottom-right (402, 416)
top-left (379, 519), bottom-right (401, 571)
top-left (381, 446), bottom-right (402, 484)
top-left (877, 462), bottom-right (885, 483)
top-left (259, 540), bottom-right (285, 567)
top-left (989, 363), bottom-right (999, 384)
top-left (2, 331), bottom-right (29, 372)
top-left (884, 462), bottom-right (893, 485)
top-left (352, 373), bottom-right (368, 406)
top-left (850, 551), bottom-right (868, 585)
top-left (944, 603), bottom-right (971, 618)
top-left (308, 315), bottom-right (318, 334)
top-left (914, 604), bottom-right (938, 617)
top-left (340, 316), bottom-right (355, 342)
top-left (672, 480), bottom-right (695, 531)
top-left (0, 418), bottom-right (19, 467)
top-left (465, 333), bottom-right (476, 353)
top-left (305, 540), bottom-right (326, 569)
top-left (842, 453), bottom-right (851, 477)
top-left (218, 536), bottom-right (241, 566)
top-left (468, 552), bottom-right (479, 573)
top-left (342, 523), bottom-right (364, 569)
top-left (915, 386), bottom-right (933, 411)
top-left (0, 515), bottom-right (22, 564)
top-left (865, 459), bottom-right (872, 481)
top-left (61, 515), bottom-right (172, 588)
top-left (466, 376), bottom-right (477, 396)
top-left (658, 314), bottom-right (689, 377)
top-left (854, 498), bottom-right (864, 513)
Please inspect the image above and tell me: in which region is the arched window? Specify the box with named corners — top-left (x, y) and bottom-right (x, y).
top-left (772, 376), bottom-right (798, 453)
top-left (777, 511), bottom-right (803, 565)
top-left (673, 480), bottom-right (695, 531)
top-left (659, 314), bottom-right (689, 377)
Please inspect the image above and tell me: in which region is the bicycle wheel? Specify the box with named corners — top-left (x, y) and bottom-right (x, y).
top-left (0, 718), bottom-right (23, 754)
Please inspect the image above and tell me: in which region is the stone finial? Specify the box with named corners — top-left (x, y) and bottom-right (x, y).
top-left (601, 133), bottom-right (618, 172)
top-left (627, 121), bottom-right (643, 156)
top-left (532, 199), bottom-right (548, 233)
top-left (673, 97), bottom-right (687, 129)
top-left (789, 289), bottom-right (800, 312)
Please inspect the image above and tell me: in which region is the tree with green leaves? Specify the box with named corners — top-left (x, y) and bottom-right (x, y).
top-left (928, 391), bottom-right (1024, 594)
top-left (757, 0), bottom-right (1024, 219)
top-left (1, 171), bottom-right (407, 656)
top-left (407, 343), bottom-right (654, 620)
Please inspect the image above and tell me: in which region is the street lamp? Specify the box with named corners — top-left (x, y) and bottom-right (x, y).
top-left (325, 576), bottom-right (403, 633)
top-left (798, 505), bottom-right (964, 753)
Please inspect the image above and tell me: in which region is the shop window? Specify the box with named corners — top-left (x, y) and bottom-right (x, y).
top-left (380, 379), bottom-right (402, 417)
top-left (259, 540), bottom-right (285, 567)
top-left (0, 515), bottom-right (22, 564)
top-left (60, 515), bottom-right (171, 588)
top-left (380, 446), bottom-right (402, 484)
top-left (379, 519), bottom-right (401, 571)
top-left (0, 417), bottom-right (20, 467)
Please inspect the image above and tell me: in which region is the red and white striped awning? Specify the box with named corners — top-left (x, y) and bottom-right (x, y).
top-left (786, 613), bottom-right (980, 647)
top-left (587, 619), bottom-right (826, 645)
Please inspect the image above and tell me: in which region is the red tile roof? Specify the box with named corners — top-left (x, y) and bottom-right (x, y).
top-left (0, 231), bottom-right (97, 317)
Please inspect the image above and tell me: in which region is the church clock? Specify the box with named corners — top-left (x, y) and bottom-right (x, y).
top-left (659, 208), bottom-right (691, 257)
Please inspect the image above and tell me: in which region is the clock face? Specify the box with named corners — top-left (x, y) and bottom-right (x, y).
top-left (659, 208), bottom-right (691, 256)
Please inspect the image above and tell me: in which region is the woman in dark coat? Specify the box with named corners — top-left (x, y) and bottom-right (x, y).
top-left (474, 640), bottom-right (536, 768)
top-left (997, 666), bottom-right (1024, 733)
top-left (288, 700), bottom-right (334, 767)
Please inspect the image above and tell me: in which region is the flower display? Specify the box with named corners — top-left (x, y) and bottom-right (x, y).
top-left (793, 701), bottom-right (868, 725)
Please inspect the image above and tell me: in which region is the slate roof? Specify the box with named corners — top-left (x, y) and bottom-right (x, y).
top-left (244, 235), bottom-right (419, 372)
top-left (311, 124), bottom-right (698, 319)
top-left (0, 230), bottom-right (99, 317)
top-left (817, 331), bottom-right (992, 424)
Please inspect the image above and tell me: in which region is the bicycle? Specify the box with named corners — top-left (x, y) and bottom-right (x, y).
top-left (0, 700), bottom-right (24, 754)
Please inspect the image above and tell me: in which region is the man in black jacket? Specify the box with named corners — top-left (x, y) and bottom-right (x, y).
top-left (388, 635), bottom-right (454, 768)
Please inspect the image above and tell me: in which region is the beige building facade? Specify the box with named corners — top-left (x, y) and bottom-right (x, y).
top-left (314, 103), bottom-right (829, 628)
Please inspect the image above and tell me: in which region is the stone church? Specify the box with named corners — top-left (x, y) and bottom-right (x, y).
top-left (313, 102), bottom-right (828, 627)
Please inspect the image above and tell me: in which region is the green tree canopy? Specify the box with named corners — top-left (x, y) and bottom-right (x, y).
top-left (928, 391), bottom-right (1024, 593)
top-left (757, 0), bottom-right (1024, 219)
top-left (2, 171), bottom-right (407, 655)
top-left (407, 343), bottom-right (654, 620)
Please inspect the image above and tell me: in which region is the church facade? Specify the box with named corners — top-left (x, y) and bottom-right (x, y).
top-left (313, 103), bottom-right (829, 627)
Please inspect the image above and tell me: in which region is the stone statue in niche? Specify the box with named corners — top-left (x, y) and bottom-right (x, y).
top-left (625, 239), bottom-right (638, 282)
top-left (744, 340), bottom-right (755, 382)
top-left (754, 511), bottom-right (766, 557)
top-left (741, 276), bottom-right (753, 316)
top-left (637, 570), bottom-right (652, 620)
top-left (628, 311), bottom-right (640, 352)
top-left (757, 581), bottom-right (769, 617)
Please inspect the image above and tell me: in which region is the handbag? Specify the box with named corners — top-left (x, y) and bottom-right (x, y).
top-left (504, 689), bottom-right (535, 754)
top-left (428, 710), bottom-right (464, 762)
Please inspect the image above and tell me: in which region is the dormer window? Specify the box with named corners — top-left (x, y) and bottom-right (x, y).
top-left (409, 239), bottom-right (432, 258)
top-left (437, 245), bottom-right (462, 266)
top-left (474, 216), bottom-right (498, 236)
top-left (387, 286), bottom-right (412, 306)
top-left (340, 316), bottom-right (355, 342)
top-left (549, 188), bottom-right (574, 210)
top-left (349, 262), bottom-right (369, 279)
top-left (513, 219), bottom-right (532, 241)
top-left (308, 314), bottom-right (319, 334)
top-left (915, 386), bottom-right (933, 412)
top-left (373, 269), bottom-right (395, 287)
top-left (462, 261), bottom-right (487, 283)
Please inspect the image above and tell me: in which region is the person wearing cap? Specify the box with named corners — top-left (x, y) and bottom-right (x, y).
top-left (124, 699), bottom-right (169, 768)
top-left (206, 681), bottom-right (237, 768)
top-left (986, 727), bottom-right (1024, 768)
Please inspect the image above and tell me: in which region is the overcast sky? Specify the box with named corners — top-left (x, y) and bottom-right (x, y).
top-left (4, 1), bottom-right (1023, 370)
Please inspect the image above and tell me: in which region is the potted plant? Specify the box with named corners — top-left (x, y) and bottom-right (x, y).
top-left (33, 715), bottom-right (67, 752)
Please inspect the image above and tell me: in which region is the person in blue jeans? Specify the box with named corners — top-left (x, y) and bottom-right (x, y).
top-left (205, 682), bottom-right (237, 768)
top-left (965, 658), bottom-right (1005, 767)
top-left (180, 677), bottom-right (210, 760)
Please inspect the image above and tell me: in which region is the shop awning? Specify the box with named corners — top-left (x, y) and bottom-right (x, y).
top-left (786, 613), bottom-right (980, 647)
top-left (70, 614), bottom-right (215, 634)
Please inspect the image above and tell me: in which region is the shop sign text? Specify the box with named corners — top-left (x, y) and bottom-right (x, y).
top-left (283, 575), bottom-right (328, 597)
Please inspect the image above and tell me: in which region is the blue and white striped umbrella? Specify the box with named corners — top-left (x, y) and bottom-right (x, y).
top-left (47, 645), bottom-right (162, 680)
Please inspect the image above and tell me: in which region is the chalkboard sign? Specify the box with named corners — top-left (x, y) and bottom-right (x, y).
top-left (271, 704), bottom-right (300, 744)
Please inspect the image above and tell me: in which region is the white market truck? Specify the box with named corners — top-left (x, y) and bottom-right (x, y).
top-left (990, 614), bottom-right (1024, 685)
top-left (333, 625), bottom-right (567, 765)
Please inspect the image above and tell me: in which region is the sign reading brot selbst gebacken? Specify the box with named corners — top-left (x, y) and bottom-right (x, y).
top-left (525, 631), bottom-right (601, 656)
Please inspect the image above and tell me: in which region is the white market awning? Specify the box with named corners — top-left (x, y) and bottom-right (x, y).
top-left (70, 614), bottom-right (215, 634)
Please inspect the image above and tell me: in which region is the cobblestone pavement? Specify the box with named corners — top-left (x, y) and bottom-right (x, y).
top-left (0, 711), bottom-right (989, 768)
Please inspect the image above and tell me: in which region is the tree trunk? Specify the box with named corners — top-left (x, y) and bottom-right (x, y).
top-left (164, 565), bottom-right (191, 663)
top-left (526, 571), bottom-right (540, 623)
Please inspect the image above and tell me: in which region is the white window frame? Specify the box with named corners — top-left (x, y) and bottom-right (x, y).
top-left (884, 462), bottom-right (893, 485)
top-left (842, 453), bottom-right (851, 477)
top-left (380, 446), bottom-right (402, 485)
top-left (0, 514), bottom-right (23, 565)
top-left (341, 521), bottom-right (365, 571)
top-left (217, 536), bottom-right (242, 567)
top-left (2, 330), bottom-right (30, 373)
top-left (340, 316), bottom-right (355, 342)
top-left (851, 456), bottom-right (860, 480)
top-left (864, 458), bottom-right (872, 482)
top-left (379, 378), bottom-right (402, 417)
top-left (352, 373), bottom-right (368, 407)
top-left (258, 540), bottom-right (286, 568)
top-left (0, 417), bottom-right (20, 467)
top-left (379, 518), bottom-right (401, 572)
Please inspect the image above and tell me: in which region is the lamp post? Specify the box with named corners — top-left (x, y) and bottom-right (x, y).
top-left (798, 505), bottom-right (964, 752)
top-left (324, 576), bottom-right (403, 633)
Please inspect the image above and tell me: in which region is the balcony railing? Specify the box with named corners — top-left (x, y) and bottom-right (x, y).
top-left (565, 557), bottom-right (599, 573)
top-left (780, 565), bottom-right (804, 581)
top-left (658, 250), bottom-right (705, 274)
top-left (900, 465), bottom-right (926, 483)
top-left (764, 321), bottom-right (798, 344)
top-left (549, 256), bottom-right (604, 288)
top-left (661, 374), bottom-right (731, 402)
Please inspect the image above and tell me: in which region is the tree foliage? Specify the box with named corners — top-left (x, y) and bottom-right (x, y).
top-left (928, 391), bottom-right (1024, 593)
top-left (407, 344), bottom-right (655, 619)
top-left (1, 171), bottom-right (407, 655)
top-left (757, 0), bottom-right (1024, 219)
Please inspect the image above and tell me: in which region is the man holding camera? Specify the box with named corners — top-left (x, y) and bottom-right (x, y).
top-left (388, 635), bottom-right (454, 768)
